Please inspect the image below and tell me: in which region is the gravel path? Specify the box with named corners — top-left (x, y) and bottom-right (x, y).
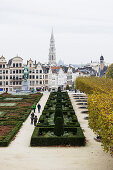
top-left (0, 92), bottom-right (113, 170)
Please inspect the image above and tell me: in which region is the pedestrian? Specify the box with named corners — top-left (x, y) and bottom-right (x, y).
top-left (30, 112), bottom-right (34, 124)
top-left (37, 103), bottom-right (41, 113)
top-left (34, 115), bottom-right (38, 126)
top-left (33, 105), bottom-right (36, 113)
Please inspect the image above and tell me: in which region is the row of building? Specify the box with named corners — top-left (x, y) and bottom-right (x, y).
top-left (0, 30), bottom-right (108, 92)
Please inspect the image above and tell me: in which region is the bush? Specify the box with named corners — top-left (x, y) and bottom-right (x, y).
top-left (54, 117), bottom-right (64, 136)
top-left (30, 127), bottom-right (85, 146)
top-left (54, 108), bottom-right (63, 123)
top-left (39, 115), bottom-right (45, 123)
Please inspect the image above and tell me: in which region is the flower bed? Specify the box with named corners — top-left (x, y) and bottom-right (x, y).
top-left (0, 92), bottom-right (43, 146)
top-left (0, 121), bottom-right (22, 146)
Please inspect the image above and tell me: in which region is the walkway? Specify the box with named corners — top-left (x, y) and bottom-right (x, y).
top-left (0, 92), bottom-right (113, 170)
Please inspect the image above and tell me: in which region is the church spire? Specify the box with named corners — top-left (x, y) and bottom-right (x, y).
top-left (48, 29), bottom-right (56, 66)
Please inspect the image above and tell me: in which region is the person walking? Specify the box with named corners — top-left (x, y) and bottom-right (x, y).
top-left (30, 112), bottom-right (34, 124)
top-left (37, 103), bottom-right (41, 113)
top-left (34, 115), bottom-right (38, 126)
top-left (33, 105), bottom-right (36, 113)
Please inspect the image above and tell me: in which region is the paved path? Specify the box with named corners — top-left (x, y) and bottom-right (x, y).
top-left (9, 92), bottom-right (50, 148)
top-left (0, 92), bottom-right (113, 170)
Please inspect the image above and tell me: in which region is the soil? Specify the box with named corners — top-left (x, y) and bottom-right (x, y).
top-left (0, 125), bottom-right (14, 136)
top-left (17, 103), bottom-right (32, 107)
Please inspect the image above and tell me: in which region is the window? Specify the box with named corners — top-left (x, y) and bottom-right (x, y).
top-left (10, 82), bottom-right (13, 85)
top-left (13, 63), bottom-right (15, 67)
top-left (16, 63), bottom-right (18, 67)
top-left (6, 81), bottom-right (8, 85)
top-left (36, 75), bottom-right (38, 79)
top-left (0, 70), bottom-right (2, 74)
top-left (13, 82), bottom-right (15, 85)
top-left (0, 65), bottom-right (2, 68)
top-left (40, 75), bottom-right (42, 79)
top-left (45, 80), bottom-right (48, 84)
top-left (0, 81), bottom-right (2, 85)
top-left (0, 76), bottom-right (2, 79)
top-left (19, 70), bottom-right (21, 73)
top-left (36, 81), bottom-right (38, 85)
top-left (29, 70), bottom-right (32, 73)
top-left (29, 75), bottom-right (31, 79)
top-left (10, 70), bottom-right (12, 74)
top-left (10, 76), bottom-right (12, 79)
top-left (36, 70), bottom-right (38, 73)
top-left (3, 76), bottom-right (5, 79)
top-left (6, 70), bottom-right (8, 74)
top-left (16, 70), bottom-right (18, 74)
top-left (3, 70), bottom-right (5, 74)
top-left (40, 81), bottom-right (42, 84)
top-left (32, 75), bottom-right (35, 79)
top-left (16, 82), bottom-right (18, 85)
top-left (13, 70), bottom-right (15, 74)
top-left (3, 64), bottom-right (5, 68)
top-left (6, 76), bottom-right (8, 79)
top-left (32, 69), bottom-right (35, 73)
top-left (19, 63), bottom-right (22, 67)
top-left (45, 75), bottom-right (48, 79)
top-left (40, 70), bottom-right (42, 73)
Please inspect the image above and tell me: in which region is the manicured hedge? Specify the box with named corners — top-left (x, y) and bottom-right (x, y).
top-left (30, 127), bottom-right (85, 146)
top-left (0, 121), bottom-right (23, 146)
top-left (76, 76), bottom-right (113, 154)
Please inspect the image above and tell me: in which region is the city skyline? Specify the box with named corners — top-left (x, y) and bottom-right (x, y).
top-left (0, 0), bottom-right (113, 65)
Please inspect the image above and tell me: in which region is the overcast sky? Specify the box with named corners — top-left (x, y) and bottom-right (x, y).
top-left (0, 0), bottom-right (113, 65)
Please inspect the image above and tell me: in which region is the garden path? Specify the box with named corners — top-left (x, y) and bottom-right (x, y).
top-left (9, 92), bottom-right (50, 148)
top-left (0, 92), bottom-right (113, 170)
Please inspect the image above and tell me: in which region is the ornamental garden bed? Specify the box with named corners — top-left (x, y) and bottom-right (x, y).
top-left (0, 92), bottom-right (43, 146)
top-left (30, 88), bottom-right (85, 146)
top-left (31, 127), bottom-right (85, 146)
top-left (0, 121), bottom-right (22, 146)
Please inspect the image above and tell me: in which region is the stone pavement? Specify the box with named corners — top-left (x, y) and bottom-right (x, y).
top-left (0, 92), bottom-right (113, 170)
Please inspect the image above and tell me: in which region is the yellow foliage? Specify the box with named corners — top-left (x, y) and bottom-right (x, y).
top-left (76, 76), bottom-right (113, 155)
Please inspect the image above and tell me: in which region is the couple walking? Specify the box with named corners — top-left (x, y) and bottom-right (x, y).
top-left (33, 103), bottom-right (41, 113)
top-left (31, 103), bottom-right (41, 126)
top-left (30, 112), bottom-right (37, 126)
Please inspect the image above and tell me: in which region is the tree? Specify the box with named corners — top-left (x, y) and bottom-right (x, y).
top-left (66, 84), bottom-right (70, 90)
top-left (54, 117), bottom-right (64, 136)
top-left (105, 63), bottom-right (113, 79)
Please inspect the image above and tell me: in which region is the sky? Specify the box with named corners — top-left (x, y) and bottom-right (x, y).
top-left (0, 0), bottom-right (113, 65)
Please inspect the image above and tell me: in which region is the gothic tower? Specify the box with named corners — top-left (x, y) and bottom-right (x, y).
top-left (48, 29), bottom-right (56, 66)
top-left (100, 55), bottom-right (104, 70)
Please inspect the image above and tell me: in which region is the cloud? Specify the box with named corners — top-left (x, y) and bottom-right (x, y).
top-left (0, 0), bottom-right (113, 64)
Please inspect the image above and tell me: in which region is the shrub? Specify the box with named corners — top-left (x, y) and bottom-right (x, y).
top-left (54, 108), bottom-right (63, 123)
top-left (54, 117), bottom-right (64, 136)
top-left (39, 115), bottom-right (45, 123)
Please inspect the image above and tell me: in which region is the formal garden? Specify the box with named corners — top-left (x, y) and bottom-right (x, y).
top-left (76, 76), bottom-right (113, 155)
top-left (0, 92), bottom-right (42, 146)
top-left (30, 87), bottom-right (85, 146)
